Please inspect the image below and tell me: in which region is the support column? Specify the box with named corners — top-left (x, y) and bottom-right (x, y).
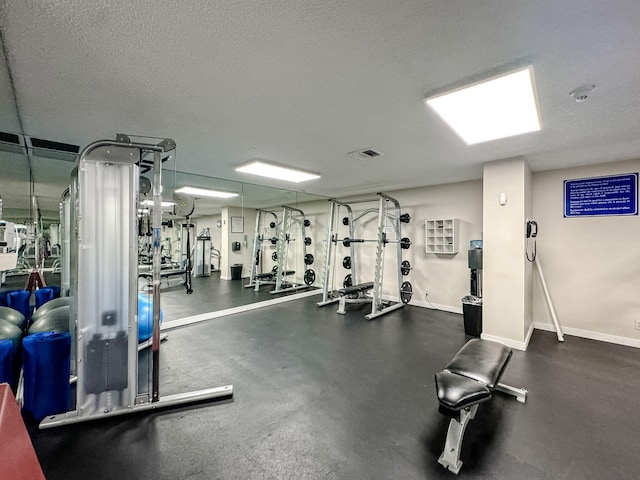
top-left (482, 158), bottom-right (533, 350)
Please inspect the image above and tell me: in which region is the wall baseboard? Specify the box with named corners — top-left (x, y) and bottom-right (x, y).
top-left (480, 333), bottom-right (529, 351)
top-left (534, 322), bottom-right (640, 349)
top-left (410, 299), bottom-right (463, 315)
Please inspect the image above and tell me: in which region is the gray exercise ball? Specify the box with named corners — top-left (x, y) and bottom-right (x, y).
top-left (31, 297), bottom-right (72, 322)
top-left (0, 319), bottom-right (22, 350)
top-left (28, 305), bottom-right (70, 335)
top-left (0, 306), bottom-right (27, 331)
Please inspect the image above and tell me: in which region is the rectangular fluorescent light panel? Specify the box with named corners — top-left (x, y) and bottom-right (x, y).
top-left (236, 160), bottom-right (320, 183)
top-left (174, 186), bottom-right (239, 198)
top-left (425, 66), bottom-right (541, 145)
top-left (141, 200), bottom-right (176, 207)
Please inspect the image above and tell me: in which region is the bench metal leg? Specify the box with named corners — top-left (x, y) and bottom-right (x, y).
top-left (438, 404), bottom-right (478, 475)
top-left (337, 296), bottom-right (347, 314)
top-left (495, 383), bottom-right (528, 403)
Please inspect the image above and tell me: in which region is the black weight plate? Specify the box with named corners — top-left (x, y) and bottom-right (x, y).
top-left (303, 219), bottom-right (311, 227)
top-left (271, 252), bottom-right (278, 261)
top-left (304, 253), bottom-right (314, 265)
top-left (399, 213), bottom-right (411, 224)
top-left (401, 237), bottom-right (411, 249)
top-left (342, 256), bottom-right (351, 269)
top-left (270, 222), bottom-right (276, 228)
top-left (401, 260), bottom-right (411, 276)
top-left (304, 269), bottom-right (316, 285)
top-left (343, 274), bottom-right (352, 288)
top-left (270, 237), bottom-right (277, 245)
top-left (342, 217), bottom-right (349, 225)
top-left (304, 237), bottom-right (312, 246)
top-left (400, 281), bottom-right (413, 304)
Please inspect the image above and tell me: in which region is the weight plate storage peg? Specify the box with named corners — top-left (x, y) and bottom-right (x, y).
top-left (401, 237), bottom-right (412, 249)
top-left (342, 217), bottom-right (349, 226)
top-left (304, 253), bottom-right (314, 265)
top-left (400, 281), bottom-right (413, 304)
top-left (304, 219), bottom-right (311, 227)
top-left (304, 237), bottom-right (312, 246)
top-left (401, 260), bottom-right (411, 276)
top-left (343, 274), bottom-right (353, 288)
top-left (271, 252), bottom-right (278, 261)
top-left (342, 256), bottom-right (351, 269)
top-left (304, 269), bottom-right (316, 285)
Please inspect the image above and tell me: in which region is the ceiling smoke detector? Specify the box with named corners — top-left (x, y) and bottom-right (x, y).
top-left (569, 85), bottom-right (596, 103)
top-left (348, 148), bottom-right (384, 161)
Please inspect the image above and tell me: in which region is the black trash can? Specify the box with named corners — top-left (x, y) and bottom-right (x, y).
top-left (230, 264), bottom-right (243, 280)
top-left (462, 295), bottom-right (482, 336)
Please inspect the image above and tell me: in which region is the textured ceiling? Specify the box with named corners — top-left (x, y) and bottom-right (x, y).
top-left (1, 0), bottom-right (640, 204)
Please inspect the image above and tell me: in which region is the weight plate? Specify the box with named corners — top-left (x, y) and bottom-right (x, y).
top-left (304, 253), bottom-right (314, 265)
top-left (343, 237), bottom-right (350, 247)
top-left (272, 265), bottom-right (278, 273)
top-left (342, 217), bottom-right (349, 225)
top-left (271, 252), bottom-right (278, 261)
top-left (399, 213), bottom-right (411, 224)
top-left (401, 237), bottom-right (411, 249)
top-left (270, 237), bottom-right (277, 245)
top-left (342, 256), bottom-right (351, 269)
top-left (400, 281), bottom-right (413, 304)
top-left (303, 219), bottom-right (311, 227)
top-left (139, 176), bottom-right (152, 195)
top-left (401, 260), bottom-right (411, 276)
top-left (270, 222), bottom-right (276, 228)
top-left (304, 269), bottom-right (316, 285)
top-left (343, 274), bottom-right (352, 288)
top-left (304, 237), bottom-right (312, 246)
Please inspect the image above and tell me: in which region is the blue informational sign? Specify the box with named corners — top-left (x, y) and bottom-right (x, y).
top-left (564, 173), bottom-right (638, 217)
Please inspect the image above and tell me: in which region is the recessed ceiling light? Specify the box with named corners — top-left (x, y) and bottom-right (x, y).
top-left (174, 186), bottom-right (239, 198)
top-left (236, 160), bottom-right (320, 183)
top-left (425, 66), bottom-right (541, 145)
top-left (141, 199), bottom-right (176, 207)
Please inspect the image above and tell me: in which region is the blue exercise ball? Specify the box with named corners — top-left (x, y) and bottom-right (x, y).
top-left (0, 319), bottom-right (22, 351)
top-left (138, 294), bottom-right (163, 342)
top-left (0, 306), bottom-right (27, 331)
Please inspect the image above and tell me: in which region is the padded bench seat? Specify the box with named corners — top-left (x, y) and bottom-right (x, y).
top-left (337, 282), bottom-right (374, 296)
top-left (434, 339), bottom-right (526, 474)
top-left (139, 269), bottom-right (186, 279)
top-left (255, 270), bottom-right (295, 280)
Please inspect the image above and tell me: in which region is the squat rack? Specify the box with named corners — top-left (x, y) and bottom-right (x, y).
top-left (317, 192), bottom-right (412, 320)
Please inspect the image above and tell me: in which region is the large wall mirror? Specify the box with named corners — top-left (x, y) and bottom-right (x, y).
top-left (0, 144), bottom-right (329, 322)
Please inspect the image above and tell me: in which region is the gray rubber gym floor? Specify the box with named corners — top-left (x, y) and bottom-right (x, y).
top-left (30, 294), bottom-right (640, 479)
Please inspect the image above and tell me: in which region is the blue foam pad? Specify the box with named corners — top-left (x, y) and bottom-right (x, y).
top-left (22, 332), bottom-right (71, 422)
top-left (0, 339), bottom-right (13, 384)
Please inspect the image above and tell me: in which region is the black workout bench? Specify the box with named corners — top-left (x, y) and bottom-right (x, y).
top-left (336, 282), bottom-right (374, 314)
top-left (434, 339), bottom-right (527, 474)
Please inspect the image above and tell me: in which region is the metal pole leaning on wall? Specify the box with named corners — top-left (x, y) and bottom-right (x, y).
top-left (535, 255), bottom-right (564, 342)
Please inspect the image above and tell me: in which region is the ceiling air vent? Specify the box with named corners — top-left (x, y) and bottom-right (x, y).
top-left (26, 136), bottom-right (80, 162)
top-left (0, 131), bottom-right (26, 155)
top-left (348, 148), bottom-right (384, 161)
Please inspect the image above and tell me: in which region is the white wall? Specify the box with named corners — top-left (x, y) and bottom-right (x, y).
top-left (532, 159), bottom-right (640, 346)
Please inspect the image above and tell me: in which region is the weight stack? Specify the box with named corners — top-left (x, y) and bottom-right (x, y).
top-left (22, 332), bottom-right (71, 422)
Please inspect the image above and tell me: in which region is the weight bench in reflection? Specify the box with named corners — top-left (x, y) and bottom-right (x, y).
top-left (434, 339), bottom-right (527, 474)
top-left (139, 269), bottom-right (186, 289)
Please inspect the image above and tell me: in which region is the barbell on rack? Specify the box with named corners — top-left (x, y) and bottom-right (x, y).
top-left (341, 236), bottom-right (412, 249)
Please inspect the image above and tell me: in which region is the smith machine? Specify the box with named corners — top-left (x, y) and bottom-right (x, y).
top-left (317, 193), bottom-right (413, 320)
top-left (246, 206), bottom-right (315, 294)
top-left (39, 135), bottom-right (232, 428)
